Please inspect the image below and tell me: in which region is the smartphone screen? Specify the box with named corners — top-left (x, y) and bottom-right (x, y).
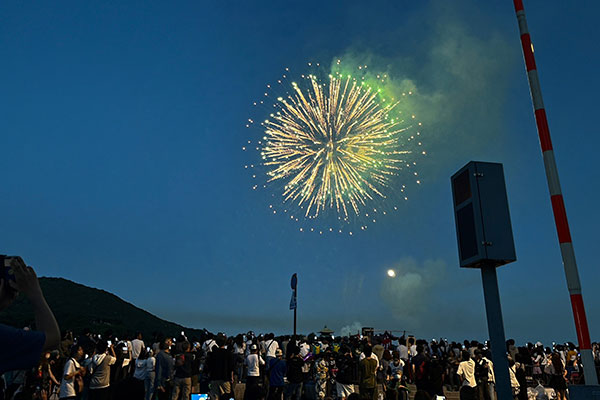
top-left (0, 256), bottom-right (17, 283)
top-left (190, 395), bottom-right (209, 400)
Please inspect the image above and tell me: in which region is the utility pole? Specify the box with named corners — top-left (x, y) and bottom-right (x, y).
top-left (512, 0), bottom-right (597, 385)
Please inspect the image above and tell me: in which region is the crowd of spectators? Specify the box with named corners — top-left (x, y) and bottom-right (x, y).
top-left (2, 328), bottom-right (600, 400)
top-left (2, 257), bottom-right (600, 400)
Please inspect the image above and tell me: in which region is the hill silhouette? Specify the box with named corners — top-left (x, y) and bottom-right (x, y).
top-left (0, 277), bottom-right (205, 339)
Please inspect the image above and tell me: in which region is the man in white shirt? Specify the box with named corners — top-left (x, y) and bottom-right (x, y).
top-left (132, 332), bottom-right (145, 360)
top-left (457, 351), bottom-right (477, 400)
top-left (398, 343), bottom-right (409, 362)
top-left (263, 333), bottom-right (279, 366)
top-left (245, 343), bottom-right (265, 400)
top-left (88, 340), bottom-right (117, 398)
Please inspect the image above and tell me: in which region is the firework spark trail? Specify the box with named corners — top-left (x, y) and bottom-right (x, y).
top-left (261, 73), bottom-right (412, 220)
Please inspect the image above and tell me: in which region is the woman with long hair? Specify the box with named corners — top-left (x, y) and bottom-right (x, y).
top-left (544, 353), bottom-right (567, 400)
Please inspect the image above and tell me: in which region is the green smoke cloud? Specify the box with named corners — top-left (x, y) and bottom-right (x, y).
top-left (329, 6), bottom-right (516, 180)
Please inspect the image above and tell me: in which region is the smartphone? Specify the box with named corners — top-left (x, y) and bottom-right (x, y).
top-left (0, 255), bottom-right (20, 284)
top-left (190, 394), bottom-right (209, 400)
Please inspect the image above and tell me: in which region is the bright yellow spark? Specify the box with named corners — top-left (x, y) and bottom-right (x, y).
top-left (261, 74), bottom-right (410, 219)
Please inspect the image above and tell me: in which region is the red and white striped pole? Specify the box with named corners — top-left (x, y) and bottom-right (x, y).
top-left (513, 0), bottom-right (597, 385)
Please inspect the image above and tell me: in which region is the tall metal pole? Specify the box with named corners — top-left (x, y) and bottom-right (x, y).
top-left (293, 288), bottom-right (297, 337)
top-left (481, 265), bottom-right (513, 400)
top-left (512, 0), bottom-right (597, 385)
top-left (291, 273), bottom-right (298, 338)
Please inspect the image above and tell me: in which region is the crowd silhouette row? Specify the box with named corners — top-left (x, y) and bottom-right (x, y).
top-left (3, 328), bottom-right (600, 400)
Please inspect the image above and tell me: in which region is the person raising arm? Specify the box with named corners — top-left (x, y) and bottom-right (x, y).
top-left (0, 256), bottom-right (60, 374)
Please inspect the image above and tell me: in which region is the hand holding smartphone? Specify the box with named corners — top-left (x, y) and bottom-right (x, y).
top-left (1, 255), bottom-right (23, 285)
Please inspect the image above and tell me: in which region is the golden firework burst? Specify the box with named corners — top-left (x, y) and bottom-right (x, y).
top-left (260, 73), bottom-right (411, 219)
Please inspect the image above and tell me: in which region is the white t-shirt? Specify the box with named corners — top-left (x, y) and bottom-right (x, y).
top-left (132, 339), bottom-right (145, 359)
top-left (398, 345), bottom-right (409, 360)
top-left (59, 358), bottom-right (80, 398)
top-left (409, 345), bottom-right (417, 357)
top-left (203, 339), bottom-right (217, 354)
top-left (89, 354), bottom-right (117, 389)
top-left (299, 343), bottom-right (310, 357)
top-left (457, 359), bottom-right (477, 387)
top-left (264, 339), bottom-right (279, 358)
top-left (245, 353), bottom-right (265, 377)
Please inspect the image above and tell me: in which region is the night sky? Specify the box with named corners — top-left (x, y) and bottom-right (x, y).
top-left (1, 0), bottom-right (598, 344)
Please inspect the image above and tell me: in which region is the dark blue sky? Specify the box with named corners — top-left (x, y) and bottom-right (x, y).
top-left (1, 0), bottom-right (598, 343)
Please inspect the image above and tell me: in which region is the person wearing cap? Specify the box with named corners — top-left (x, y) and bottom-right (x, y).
top-left (267, 349), bottom-right (286, 400)
top-left (244, 344), bottom-right (265, 400)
